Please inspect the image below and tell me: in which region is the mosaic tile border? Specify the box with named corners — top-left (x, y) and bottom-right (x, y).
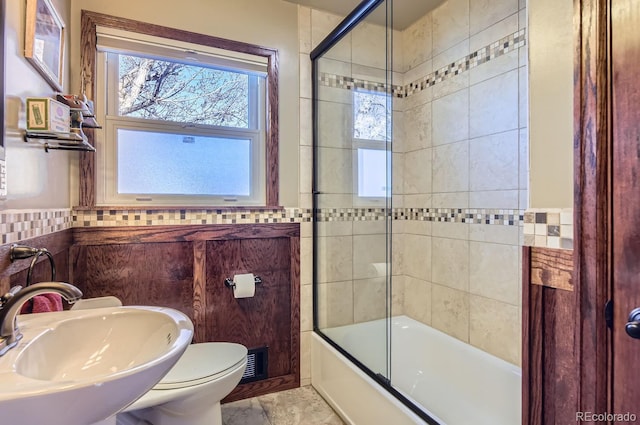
top-left (317, 74), bottom-right (394, 95)
top-left (0, 209), bottom-right (73, 244)
top-left (75, 207), bottom-right (523, 227)
top-left (522, 208), bottom-right (573, 250)
top-left (2, 206), bottom-right (573, 247)
top-left (0, 207), bottom-right (527, 242)
top-left (72, 208), bottom-right (314, 227)
top-left (317, 207), bottom-right (525, 226)
top-left (319, 29), bottom-right (526, 99)
top-left (403, 29), bottom-right (526, 98)
top-left (400, 207), bottom-right (523, 225)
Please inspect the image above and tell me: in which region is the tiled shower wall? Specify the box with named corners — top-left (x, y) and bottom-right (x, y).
top-left (301, 0), bottom-right (528, 366)
top-left (302, 7), bottom-right (398, 337)
top-left (394, 0), bottom-right (527, 366)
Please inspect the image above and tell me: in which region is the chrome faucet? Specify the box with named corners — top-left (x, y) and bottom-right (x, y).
top-left (0, 282), bottom-right (83, 356)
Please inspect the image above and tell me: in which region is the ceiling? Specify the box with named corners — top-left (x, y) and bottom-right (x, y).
top-left (283, 0), bottom-right (446, 30)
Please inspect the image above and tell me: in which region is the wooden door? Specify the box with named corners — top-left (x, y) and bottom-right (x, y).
top-left (611, 0), bottom-right (640, 418)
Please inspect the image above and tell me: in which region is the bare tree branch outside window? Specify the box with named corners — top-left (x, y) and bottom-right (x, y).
top-left (118, 54), bottom-right (250, 128)
top-left (353, 90), bottom-right (391, 141)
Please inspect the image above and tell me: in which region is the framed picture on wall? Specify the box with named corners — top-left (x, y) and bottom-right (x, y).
top-left (24, 0), bottom-right (64, 91)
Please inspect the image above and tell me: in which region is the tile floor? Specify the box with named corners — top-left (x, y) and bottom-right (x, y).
top-left (222, 386), bottom-right (345, 425)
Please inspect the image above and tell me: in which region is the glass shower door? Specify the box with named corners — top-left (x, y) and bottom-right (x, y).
top-left (312, 0), bottom-right (393, 382)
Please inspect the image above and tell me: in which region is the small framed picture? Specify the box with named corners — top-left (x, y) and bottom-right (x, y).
top-left (24, 0), bottom-right (65, 91)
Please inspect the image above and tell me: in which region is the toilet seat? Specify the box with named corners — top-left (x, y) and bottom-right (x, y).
top-left (154, 342), bottom-right (247, 390)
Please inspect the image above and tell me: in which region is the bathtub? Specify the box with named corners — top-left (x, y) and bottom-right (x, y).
top-left (312, 315), bottom-right (521, 425)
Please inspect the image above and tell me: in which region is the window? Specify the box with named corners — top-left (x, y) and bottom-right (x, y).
top-left (354, 90), bottom-right (390, 142)
top-left (98, 37), bottom-right (266, 205)
top-left (353, 90), bottom-right (391, 202)
top-left (115, 129), bottom-right (253, 197)
top-left (83, 16), bottom-right (279, 207)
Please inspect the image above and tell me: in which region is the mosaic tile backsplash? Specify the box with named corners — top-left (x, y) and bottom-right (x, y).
top-left (2, 206), bottom-right (573, 249)
top-left (317, 207), bottom-right (524, 226)
top-left (73, 208), bottom-right (314, 227)
top-left (0, 209), bottom-right (73, 244)
top-left (319, 29), bottom-right (527, 99)
top-left (522, 208), bottom-right (574, 250)
top-left (73, 207), bottom-right (523, 227)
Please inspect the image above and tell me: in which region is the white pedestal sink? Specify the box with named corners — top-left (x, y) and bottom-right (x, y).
top-left (0, 306), bottom-right (194, 425)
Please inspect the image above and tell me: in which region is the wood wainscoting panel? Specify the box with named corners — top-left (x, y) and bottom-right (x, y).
top-left (192, 240), bottom-right (207, 344)
top-left (9, 250), bottom-right (69, 288)
top-left (0, 224), bottom-right (300, 400)
top-left (72, 224), bottom-right (300, 245)
top-left (71, 242), bottom-right (196, 321)
top-left (523, 246), bottom-right (579, 424)
top-left (573, 0), bottom-right (611, 418)
top-left (0, 229), bottom-right (73, 295)
top-left (288, 236), bottom-right (301, 388)
top-left (530, 247), bottom-right (574, 291)
top-left (206, 237), bottom-right (300, 401)
top-left (70, 223), bottom-right (300, 401)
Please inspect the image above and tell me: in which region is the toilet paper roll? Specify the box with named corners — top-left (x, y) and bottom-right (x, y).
top-left (233, 273), bottom-right (256, 298)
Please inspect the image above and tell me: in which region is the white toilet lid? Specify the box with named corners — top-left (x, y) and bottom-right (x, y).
top-left (155, 342), bottom-right (247, 390)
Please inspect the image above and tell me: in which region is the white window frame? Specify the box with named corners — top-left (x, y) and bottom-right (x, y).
top-left (94, 33), bottom-right (267, 207)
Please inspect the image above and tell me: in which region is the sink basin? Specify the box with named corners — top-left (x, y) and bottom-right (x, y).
top-left (0, 306), bottom-right (194, 425)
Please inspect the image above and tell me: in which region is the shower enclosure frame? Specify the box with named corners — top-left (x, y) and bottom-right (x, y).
top-left (310, 1), bottom-right (438, 423)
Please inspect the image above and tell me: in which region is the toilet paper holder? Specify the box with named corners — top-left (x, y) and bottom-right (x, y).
top-left (224, 275), bottom-right (262, 289)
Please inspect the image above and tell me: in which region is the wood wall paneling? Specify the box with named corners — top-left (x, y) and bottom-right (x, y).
top-left (530, 248), bottom-right (574, 291)
top-left (523, 246), bottom-right (579, 424)
top-left (70, 224), bottom-right (300, 400)
top-left (542, 286), bottom-right (579, 425)
top-left (523, 0), bottom-right (613, 422)
top-left (522, 247), bottom-right (540, 425)
top-left (79, 10), bottom-right (97, 206)
top-left (206, 238), bottom-right (291, 374)
top-left (205, 237), bottom-right (300, 401)
top-left (288, 236), bottom-right (301, 387)
top-left (72, 224), bottom-right (300, 245)
top-left (0, 223), bottom-right (299, 400)
top-left (611, 0), bottom-right (640, 415)
top-left (192, 240), bottom-right (207, 343)
top-left (10, 251), bottom-right (69, 288)
top-left (0, 230), bottom-right (73, 295)
top-left (71, 242), bottom-right (196, 321)
top-left (574, 0), bottom-right (612, 417)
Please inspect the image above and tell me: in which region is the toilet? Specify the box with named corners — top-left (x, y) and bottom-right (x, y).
top-left (116, 342), bottom-right (247, 425)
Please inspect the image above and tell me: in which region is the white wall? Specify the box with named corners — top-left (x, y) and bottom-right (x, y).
top-left (3, 0), bottom-right (72, 209)
top-left (528, 0), bottom-right (573, 208)
top-left (68, 0), bottom-right (300, 207)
